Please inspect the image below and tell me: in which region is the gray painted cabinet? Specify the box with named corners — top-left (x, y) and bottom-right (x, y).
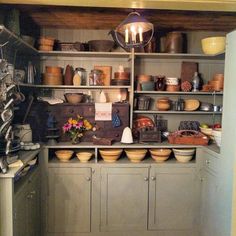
top-left (47, 167), bottom-right (91, 234)
top-left (149, 167), bottom-right (197, 231)
top-left (100, 167), bottom-right (149, 231)
top-left (14, 168), bottom-right (40, 236)
top-left (198, 149), bottom-right (221, 236)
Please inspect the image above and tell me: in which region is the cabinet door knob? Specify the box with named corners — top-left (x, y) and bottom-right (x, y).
top-left (206, 160), bottom-right (210, 165)
top-left (27, 194), bottom-right (33, 199)
top-left (30, 190), bottom-right (36, 195)
top-left (144, 177), bottom-right (149, 181)
top-left (151, 176), bottom-right (156, 181)
top-left (86, 177), bottom-right (91, 181)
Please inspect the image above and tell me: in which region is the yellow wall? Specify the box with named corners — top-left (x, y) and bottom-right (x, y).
top-left (1, 0), bottom-right (236, 12)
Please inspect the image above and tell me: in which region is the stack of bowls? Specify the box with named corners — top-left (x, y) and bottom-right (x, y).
top-left (207, 73), bottom-right (224, 91)
top-left (38, 36), bottom-right (54, 51)
top-left (43, 66), bottom-right (63, 85)
top-left (125, 149), bottom-right (147, 163)
top-left (166, 77), bottom-right (180, 91)
top-left (149, 149), bottom-right (172, 162)
top-left (76, 152), bottom-right (93, 163)
top-left (212, 129), bottom-right (222, 147)
top-left (55, 150), bottom-right (74, 162)
top-left (173, 149), bottom-right (195, 163)
top-left (99, 149), bottom-right (123, 163)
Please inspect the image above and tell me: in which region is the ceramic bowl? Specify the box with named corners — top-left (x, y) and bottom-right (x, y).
top-left (201, 36), bottom-right (226, 55)
top-left (55, 150), bottom-right (74, 162)
top-left (99, 149), bottom-right (123, 162)
top-left (64, 93), bottom-right (83, 104)
top-left (149, 149), bottom-right (172, 162)
top-left (173, 148), bottom-right (195, 163)
top-left (166, 77), bottom-right (179, 85)
top-left (125, 149), bottom-right (147, 163)
top-left (200, 127), bottom-right (214, 140)
top-left (76, 152), bottom-right (93, 162)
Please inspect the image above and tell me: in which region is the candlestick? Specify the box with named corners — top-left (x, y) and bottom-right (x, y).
top-left (139, 27), bottom-right (143, 42)
top-left (125, 29), bottom-right (129, 43)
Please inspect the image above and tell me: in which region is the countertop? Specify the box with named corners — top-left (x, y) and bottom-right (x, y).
top-left (0, 150), bottom-right (40, 178)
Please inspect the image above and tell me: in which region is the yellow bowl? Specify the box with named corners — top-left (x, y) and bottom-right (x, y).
top-left (149, 149), bottom-right (172, 162)
top-left (76, 152), bottom-right (93, 163)
top-left (99, 149), bottom-right (123, 162)
top-left (125, 149), bottom-right (147, 163)
top-left (55, 150), bottom-right (74, 162)
top-left (201, 36), bottom-right (226, 55)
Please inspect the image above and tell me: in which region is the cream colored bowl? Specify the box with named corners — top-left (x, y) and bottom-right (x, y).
top-left (173, 149), bottom-right (195, 163)
top-left (149, 149), bottom-right (172, 162)
top-left (55, 150), bottom-right (74, 162)
top-left (125, 149), bottom-right (147, 163)
top-left (201, 36), bottom-right (226, 55)
top-left (200, 127), bottom-right (214, 140)
top-left (76, 152), bottom-right (93, 163)
top-left (99, 149), bottom-right (123, 163)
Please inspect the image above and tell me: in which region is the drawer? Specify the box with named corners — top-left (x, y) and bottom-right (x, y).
top-left (203, 151), bottom-right (220, 173)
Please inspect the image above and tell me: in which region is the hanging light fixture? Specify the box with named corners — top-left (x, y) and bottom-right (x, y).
top-left (113, 11), bottom-right (154, 49)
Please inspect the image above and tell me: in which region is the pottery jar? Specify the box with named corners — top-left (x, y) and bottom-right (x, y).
top-left (154, 76), bottom-right (166, 91)
top-left (156, 97), bottom-right (171, 111)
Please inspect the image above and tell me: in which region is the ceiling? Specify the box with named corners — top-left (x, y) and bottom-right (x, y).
top-left (3, 4), bottom-right (236, 31)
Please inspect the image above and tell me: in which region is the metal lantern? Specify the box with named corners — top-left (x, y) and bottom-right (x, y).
top-left (114, 11), bottom-right (154, 48)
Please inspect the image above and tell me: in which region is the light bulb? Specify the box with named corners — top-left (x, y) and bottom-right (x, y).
top-left (139, 27), bottom-right (143, 42)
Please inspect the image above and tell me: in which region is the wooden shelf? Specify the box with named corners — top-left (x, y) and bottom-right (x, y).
top-left (19, 83), bottom-right (131, 89)
top-left (135, 52), bottom-right (225, 60)
top-left (134, 91), bottom-right (223, 95)
top-left (39, 50), bottom-right (131, 58)
top-left (0, 25), bottom-right (38, 55)
top-left (133, 110), bottom-right (222, 115)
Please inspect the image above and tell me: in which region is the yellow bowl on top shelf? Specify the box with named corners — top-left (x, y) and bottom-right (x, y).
top-left (201, 36), bottom-right (226, 55)
top-left (55, 150), bottom-right (74, 162)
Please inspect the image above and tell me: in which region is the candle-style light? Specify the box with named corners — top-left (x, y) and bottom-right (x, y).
top-left (113, 11), bottom-right (154, 49)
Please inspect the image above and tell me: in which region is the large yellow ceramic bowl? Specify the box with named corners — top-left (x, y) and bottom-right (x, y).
top-left (76, 152), bottom-right (93, 163)
top-left (99, 149), bottom-right (123, 163)
top-left (125, 149), bottom-right (147, 163)
top-left (201, 36), bottom-right (226, 55)
top-left (149, 149), bottom-right (172, 162)
top-left (55, 150), bottom-right (74, 162)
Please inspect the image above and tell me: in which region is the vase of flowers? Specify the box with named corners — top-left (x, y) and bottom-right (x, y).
top-left (62, 115), bottom-right (92, 144)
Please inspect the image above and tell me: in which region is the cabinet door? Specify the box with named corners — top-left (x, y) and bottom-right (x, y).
top-left (100, 167), bottom-right (149, 231)
top-left (28, 170), bottom-right (41, 236)
top-left (47, 167), bottom-right (91, 233)
top-left (200, 169), bottom-right (220, 236)
top-left (14, 183), bottom-right (29, 236)
top-left (149, 167), bottom-right (197, 230)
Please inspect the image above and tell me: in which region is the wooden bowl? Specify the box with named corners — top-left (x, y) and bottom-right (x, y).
top-left (88, 40), bottom-right (115, 52)
top-left (166, 85), bottom-right (180, 92)
top-left (184, 99), bottom-right (200, 111)
top-left (39, 45), bottom-right (53, 51)
top-left (55, 150), bottom-right (74, 162)
top-left (46, 66), bottom-right (62, 74)
top-left (64, 93), bottom-right (83, 104)
top-left (76, 152), bottom-right (93, 162)
top-left (38, 36), bottom-right (54, 46)
top-left (43, 73), bottom-right (63, 85)
top-left (125, 149), bottom-right (147, 163)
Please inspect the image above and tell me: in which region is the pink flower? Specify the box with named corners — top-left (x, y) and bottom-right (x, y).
top-left (63, 123), bottom-right (72, 132)
top-left (75, 121), bottom-right (83, 129)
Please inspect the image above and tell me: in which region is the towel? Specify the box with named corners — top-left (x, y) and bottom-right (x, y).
top-left (95, 103), bottom-right (112, 121)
